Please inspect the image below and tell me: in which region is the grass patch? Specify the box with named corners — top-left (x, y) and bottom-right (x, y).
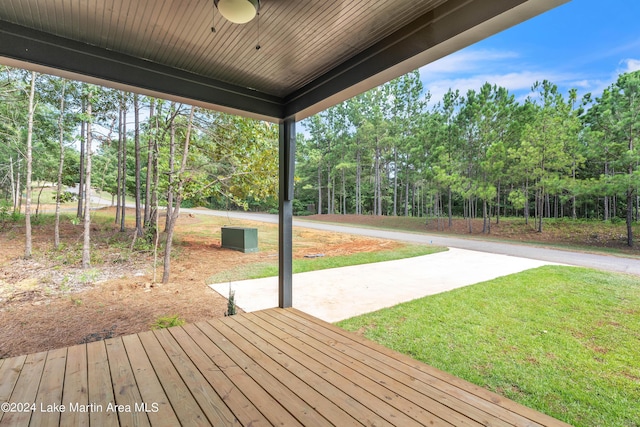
top-left (206, 244), bottom-right (445, 284)
top-left (151, 314), bottom-right (186, 329)
top-left (337, 266), bottom-right (640, 427)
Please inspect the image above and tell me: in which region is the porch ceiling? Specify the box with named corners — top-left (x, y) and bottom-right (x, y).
top-left (0, 0), bottom-right (568, 122)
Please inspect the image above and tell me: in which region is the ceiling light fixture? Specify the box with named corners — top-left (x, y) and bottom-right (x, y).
top-left (214, 0), bottom-right (260, 24)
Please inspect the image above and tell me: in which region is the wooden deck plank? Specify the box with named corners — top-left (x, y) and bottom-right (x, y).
top-left (230, 316), bottom-right (389, 425)
top-left (86, 340), bottom-right (118, 427)
top-left (277, 309), bottom-right (533, 426)
top-left (1, 308), bottom-right (572, 427)
top-left (1, 351), bottom-right (46, 427)
top-left (167, 325), bottom-right (270, 427)
top-left (121, 334), bottom-right (180, 427)
top-left (30, 347), bottom-right (67, 427)
top-left (151, 328), bottom-right (239, 426)
top-left (136, 330), bottom-right (211, 426)
top-left (285, 308), bottom-right (572, 427)
top-left (189, 322), bottom-right (302, 426)
top-left (229, 313), bottom-right (419, 427)
top-left (215, 315), bottom-right (367, 427)
top-left (59, 344), bottom-right (89, 427)
top-left (261, 309), bottom-right (507, 427)
top-left (250, 310), bottom-right (467, 427)
top-left (206, 317), bottom-right (346, 427)
top-left (0, 354), bottom-right (26, 422)
top-left (105, 336), bottom-right (151, 426)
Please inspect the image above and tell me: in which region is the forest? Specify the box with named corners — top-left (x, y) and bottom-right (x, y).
top-left (0, 65), bottom-right (278, 281)
top-left (297, 69), bottom-right (640, 246)
top-left (1, 65), bottom-right (639, 248)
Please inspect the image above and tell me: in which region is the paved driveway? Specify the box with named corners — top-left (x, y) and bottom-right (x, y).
top-left (210, 248), bottom-right (560, 322)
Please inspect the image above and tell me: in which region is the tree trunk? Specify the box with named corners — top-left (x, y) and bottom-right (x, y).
top-left (327, 164), bottom-right (331, 214)
top-left (9, 157), bottom-right (16, 212)
top-left (482, 199), bottom-right (488, 234)
top-left (165, 106), bottom-right (176, 232)
top-left (341, 168), bottom-right (346, 214)
top-left (467, 196), bottom-right (473, 233)
top-left (496, 181), bottom-right (501, 225)
top-left (35, 186), bottom-right (44, 219)
top-left (392, 148), bottom-right (398, 216)
top-left (162, 106), bottom-right (195, 284)
top-left (355, 149), bottom-right (361, 215)
top-left (572, 163), bottom-right (577, 220)
top-left (16, 164), bottom-right (22, 215)
top-left (77, 98), bottom-right (85, 218)
top-left (375, 144), bottom-right (382, 216)
top-left (537, 188), bottom-right (544, 233)
top-left (524, 179), bottom-right (530, 225)
top-left (115, 99), bottom-right (122, 225)
top-left (447, 186), bottom-right (452, 228)
top-left (144, 99), bottom-right (155, 227)
top-left (119, 93), bottom-right (127, 232)
top-left (134, 93), bottom-right (142, 236)
top-left (54, 81), bottom-right (67, 249)
top-left (404, 181), bottom-right (409, 216)
top-left (317, 164), bottom-right (322, 215)
top-left (627, 189), bottom-right (634, 247)
top-left (24, 71), bottom-right (36, 259)
top-left (82, 93), bottom-right (93, 269)
top-left (604, 161), bottom-right (610, 221)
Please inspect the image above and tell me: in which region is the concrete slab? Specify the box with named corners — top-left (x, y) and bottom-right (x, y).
top-left (210, 248), bottom-right (560, 323)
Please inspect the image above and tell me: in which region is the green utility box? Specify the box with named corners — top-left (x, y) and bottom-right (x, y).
top-left (221, 227), bottom-right (258, 253)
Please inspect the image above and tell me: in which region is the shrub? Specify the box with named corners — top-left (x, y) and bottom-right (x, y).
top-left (225, 286), bottom-right (237, 316)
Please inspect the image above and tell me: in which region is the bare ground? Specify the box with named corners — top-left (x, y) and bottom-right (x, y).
top-left (0, 208), bottom-right (398, 358)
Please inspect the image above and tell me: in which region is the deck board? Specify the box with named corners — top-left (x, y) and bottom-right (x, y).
top-left (240, 312), bottom-right (447, 426)
top-left (152, 327), bottom-right (238, 426)
top-left (59, 344), bottom-right (89, 427)
top-left (283, 308), bottom-right (565, 427)
top-left (0, 354), bottom-right (25, 415)
top-left (268, 309), bottom-right (513, 426)
top-left (121, 334), bottom-right (179, 427)
top-left (31, 347), bottom-right (66, 427)
top-left (212, 317), bottom-right (364, 427)
top-left (252, 310), bottom-right (475, 426)
top-left (1, 351), bottom-right (46, 427)
top-left (228, 314), bottom-right (374, 426)
top-left (137, 329), bottom-right (211, 426)
top-left (0, 308), bottom-right (572, 427)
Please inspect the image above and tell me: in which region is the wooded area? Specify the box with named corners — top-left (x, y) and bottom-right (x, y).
top-left (297, 69), bottom-right (640, 245)
top-left (0, 66), bottom-right (278, 280)
top-left (1, 66), bottom-right (639, 250)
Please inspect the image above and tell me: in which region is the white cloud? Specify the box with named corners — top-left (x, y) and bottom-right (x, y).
top-left (570, 80), bottom-right (592, 88)
top-left (620, 58), bottom-right (640, 73)
top-left (415, 44), bottom-right (633, 104)
top-left (422, 71), bottom-right (578, 105)
top-left (420, 49), bottom-right (520, 75)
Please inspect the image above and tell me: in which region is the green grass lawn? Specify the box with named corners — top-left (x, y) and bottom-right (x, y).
top-left (337, 266), bottom-right (640, 427)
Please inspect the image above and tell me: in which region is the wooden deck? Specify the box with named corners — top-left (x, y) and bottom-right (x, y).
top-left (0, 308), bottom-right (570, 426)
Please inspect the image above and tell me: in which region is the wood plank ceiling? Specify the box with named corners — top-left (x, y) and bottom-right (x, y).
top-left (0, 0), bottom-right (569, 121)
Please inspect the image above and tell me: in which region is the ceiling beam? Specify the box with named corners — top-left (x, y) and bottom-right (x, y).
top-left (0, 20), bottom-right (285, 122)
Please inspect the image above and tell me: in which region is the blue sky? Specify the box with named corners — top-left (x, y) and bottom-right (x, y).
top-left (418, 0), bottom-right (640, 105)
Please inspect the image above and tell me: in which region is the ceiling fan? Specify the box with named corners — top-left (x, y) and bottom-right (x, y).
top-left (211, 0), bottom-right (262, 49)
top-left (213, 0), bottom-right (260, 24)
